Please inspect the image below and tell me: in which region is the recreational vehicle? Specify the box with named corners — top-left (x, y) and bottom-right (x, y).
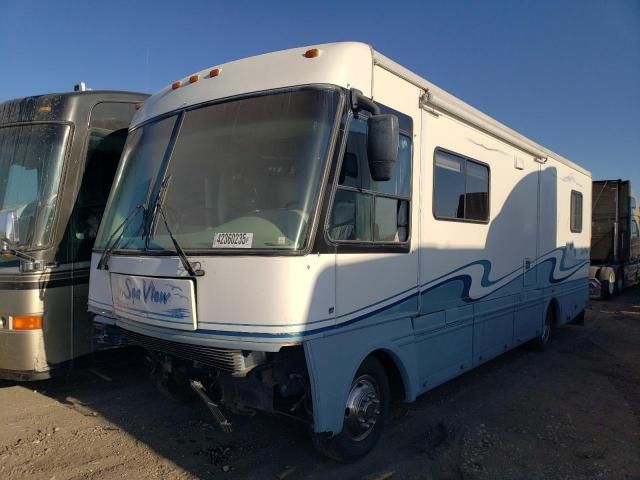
top-left (590, 179), bottom-right (640, 298)
top-left (88, 43), bottom-right (590, 460)
top-left (0, 88), bottom-right (148, 380)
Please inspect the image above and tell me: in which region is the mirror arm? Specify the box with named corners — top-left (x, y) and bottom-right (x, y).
top-left (1, 241), bottom-right (56, 271)
top-left (350, 88), bottom-right (380, 116)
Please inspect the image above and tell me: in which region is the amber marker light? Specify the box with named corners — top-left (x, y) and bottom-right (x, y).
top-left (209, 68), bottom-right (221, 78)
top-left (303, 48), bottom-right (320, 58)
top-left (38, 106), bottom-right (52, 113)
top-left (12, 315), bottom-right (43, 330)
top-left (189, 74), bottom-right (199, 84)
top-left (172, 81), bottom-right (182, 90)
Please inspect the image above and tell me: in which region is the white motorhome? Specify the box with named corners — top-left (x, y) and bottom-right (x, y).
top-left (88, 43), bottom-right (591, 461)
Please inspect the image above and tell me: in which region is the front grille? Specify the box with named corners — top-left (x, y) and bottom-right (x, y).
top-left (113, 327), bottom-right (265, 376)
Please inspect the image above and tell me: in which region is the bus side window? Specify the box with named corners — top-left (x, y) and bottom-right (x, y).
top-left (329, 117), bottom-right (412, 244)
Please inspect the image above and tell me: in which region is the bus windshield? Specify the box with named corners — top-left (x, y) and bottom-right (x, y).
top-left (0, 123), bottom-right (70, 249)
top-left (96, 87), bottom-right (341, 252)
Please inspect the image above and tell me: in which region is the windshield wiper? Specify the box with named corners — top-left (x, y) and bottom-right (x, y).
top-left (150, 175), bottom-right (204, 277)
top-left (156, 203), bottom-right (205, 277)
top-left (97, 203), bottom-right (146, 271)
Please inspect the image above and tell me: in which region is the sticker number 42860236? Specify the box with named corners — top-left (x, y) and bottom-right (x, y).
top-left (212, 232), bottom-right (253, 248)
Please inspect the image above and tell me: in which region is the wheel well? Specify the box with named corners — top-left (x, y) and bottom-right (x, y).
top-left (371, 350), bottom-right (406, 402)
top-left (547, 298), bottom-right (560, 326)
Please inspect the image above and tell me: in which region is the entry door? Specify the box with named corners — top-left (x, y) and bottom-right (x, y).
top-left (514, 158), bottom-right (545, 344)
top-left (330, 118), bottom-right (418, 327)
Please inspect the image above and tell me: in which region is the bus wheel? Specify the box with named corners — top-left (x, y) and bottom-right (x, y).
top-left (533, 304), bottom-right (555, 351)
top-left (312, 356), bottom-right (389, 462)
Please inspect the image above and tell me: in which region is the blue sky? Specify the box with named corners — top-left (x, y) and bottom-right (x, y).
top-left (1, 0), bottom-right (638, 193)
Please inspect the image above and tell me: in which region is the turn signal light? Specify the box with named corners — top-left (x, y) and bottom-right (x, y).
top-left (209, 68), bottom-right (221, 78)
top-left (171, 81), bottom-right (182, 90)
top-left (303, 48), bottom-right (320, 58)
top-left (12, 315), bottom-right (43, 330)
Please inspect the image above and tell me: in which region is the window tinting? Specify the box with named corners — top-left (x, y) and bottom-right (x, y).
top-left (329, 116), bottom-right (412, 245)
top-left (570, 190), bottom-right (583, 233)
top-left (434, 149), bottom-right (489, 221)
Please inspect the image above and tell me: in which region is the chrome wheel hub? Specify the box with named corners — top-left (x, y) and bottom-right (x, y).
top-left (343, 375), bottom-right (381, 441)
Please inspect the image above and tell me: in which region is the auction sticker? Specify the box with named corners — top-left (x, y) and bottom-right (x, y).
top-left (212, 232), bottom-right (253, 248)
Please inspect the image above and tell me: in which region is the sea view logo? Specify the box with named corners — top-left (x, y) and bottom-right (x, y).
top-left (121, 278), bottom-right (172, 305)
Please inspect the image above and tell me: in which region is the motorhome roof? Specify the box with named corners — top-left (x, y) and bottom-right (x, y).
top-left (133, 41), bottom-right (588, 176)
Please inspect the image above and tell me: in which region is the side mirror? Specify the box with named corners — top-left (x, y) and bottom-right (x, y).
top-left (367, 114), bottom-right (399, 181)
top-left (0, 209), bottom-right (19, 246)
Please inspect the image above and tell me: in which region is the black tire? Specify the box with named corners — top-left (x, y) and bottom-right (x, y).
top-left (614, 270), bottom-right (624, 295)
top-left (312, 356), bottom-right (390, 462)
top-left (532, 304), bottom-right (555, 351)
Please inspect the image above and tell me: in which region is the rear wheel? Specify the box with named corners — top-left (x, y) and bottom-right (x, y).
top-left (532, 304), bottom-right (555, 350)
top-left (312, 356), bottom-right (389, 462)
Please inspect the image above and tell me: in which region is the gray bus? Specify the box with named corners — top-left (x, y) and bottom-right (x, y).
top-left (0, 88), bottom-right (147, 380)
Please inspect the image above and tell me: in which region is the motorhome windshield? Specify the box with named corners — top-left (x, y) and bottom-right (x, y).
top-left (96, 87), bottom-right (341, 252)
top-left (0, 123), bottom-right (70, 249)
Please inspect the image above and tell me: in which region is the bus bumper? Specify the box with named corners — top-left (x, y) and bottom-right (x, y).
top-left (0, 329), bottom-right (51, 381)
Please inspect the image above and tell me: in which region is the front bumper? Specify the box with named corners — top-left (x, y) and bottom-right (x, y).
top-left (0, 329), bottom-right (50, 380)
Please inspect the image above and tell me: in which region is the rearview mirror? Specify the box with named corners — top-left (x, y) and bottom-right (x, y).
top-left (367, 114), bottom-right (399, 181)
top-left (0, 209), bottom-right (19, 245)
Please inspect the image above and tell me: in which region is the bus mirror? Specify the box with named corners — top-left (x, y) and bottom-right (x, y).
top-left (367, 114), bottom-right (399, 181)
top-left (0, 209), bottom-right (19, 246)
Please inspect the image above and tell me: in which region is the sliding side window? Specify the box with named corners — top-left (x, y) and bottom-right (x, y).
top-left (329, 117), bottom-right (411, 244)
top-left (434, 149), bottom-right (489, 222)
top-left (570, 190), bottom-right (583, 233)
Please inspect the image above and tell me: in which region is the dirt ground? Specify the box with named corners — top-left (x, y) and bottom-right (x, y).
top-left (1, 290), bottom-right (639, 480)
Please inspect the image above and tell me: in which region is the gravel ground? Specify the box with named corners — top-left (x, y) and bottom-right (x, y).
top-left (1, 289), bottom-right (639, 480)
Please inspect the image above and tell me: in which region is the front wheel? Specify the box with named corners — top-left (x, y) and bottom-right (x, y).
top-left (312, 356), bottom-right (389, 462)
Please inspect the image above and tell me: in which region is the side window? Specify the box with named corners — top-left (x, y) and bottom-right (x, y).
top-left (90, 102), bottom-right (137, 131)
top-left (570, 190), bottom-right (583, 233)
top-left (434, 149), bottom-right (489, 221)
top-left (329, 117), bottom-right (411, 244)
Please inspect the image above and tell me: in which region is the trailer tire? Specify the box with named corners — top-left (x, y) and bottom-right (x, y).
top-left (615, 270), bottom-right (624, 294)
top-left (311, 356), bottom-right (389, 462)
top-left (601, 270), bottom-right (616, 300)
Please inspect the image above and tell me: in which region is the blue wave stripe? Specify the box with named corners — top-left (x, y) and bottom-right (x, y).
top-left (110, 246), bottom-right (588, 339)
